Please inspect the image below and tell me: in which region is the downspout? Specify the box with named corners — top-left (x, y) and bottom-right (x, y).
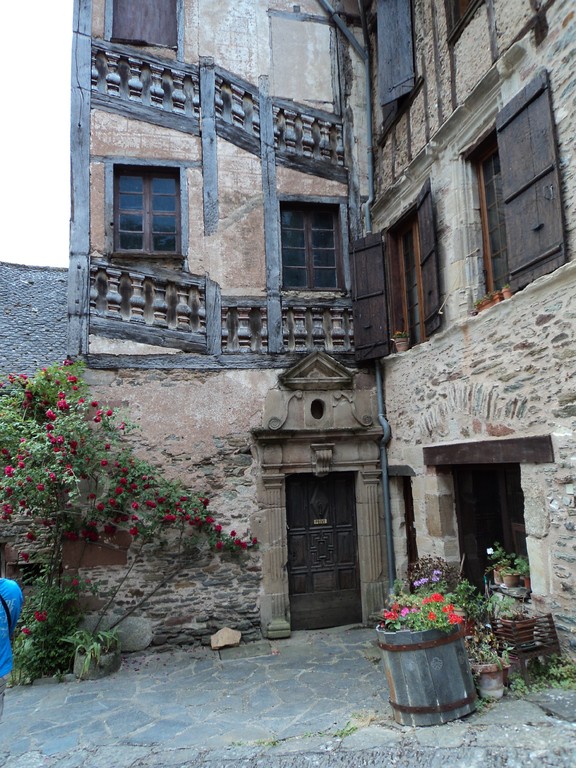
top-left (375, 359), bottom-right (396, 592)
top-left (317, 0), bottom-right (396, 592)
top-left (357, 1), bottom-right (395, 592)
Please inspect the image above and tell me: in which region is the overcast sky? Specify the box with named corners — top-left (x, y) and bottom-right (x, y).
top-left (1, 4), bottom-right (73, 268)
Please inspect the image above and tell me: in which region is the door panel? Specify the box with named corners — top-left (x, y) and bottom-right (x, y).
top-left (287, 473), bottom-right (361, 630)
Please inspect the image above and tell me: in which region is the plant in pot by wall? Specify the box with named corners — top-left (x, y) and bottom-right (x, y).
top-left (515, 556), bottom-right (531, 590)
top-left (465, 626), bottom-right (505, 700)
top-left (486, 543), bottom-right (514, 585)
top-left (64, 628), bottom-right (121, 681)
top-left (391, 330), bottom-right (410, 352)
top-left (377, 589), bottom-right (476, 725)
top-left (500, 562), bottom-right (521, 588)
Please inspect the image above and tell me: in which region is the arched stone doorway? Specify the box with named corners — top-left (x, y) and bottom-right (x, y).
top-left (252, 352), bottom-right (389, 638)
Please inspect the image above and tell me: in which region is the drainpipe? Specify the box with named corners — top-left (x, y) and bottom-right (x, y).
top-left (375, 360), bottom-right (396, 593)
top-left (317, 0), bottom-right (395, 592)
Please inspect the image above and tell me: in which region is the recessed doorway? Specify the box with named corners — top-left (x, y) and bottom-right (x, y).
top-left (286, 472), bottom-right (361, 630)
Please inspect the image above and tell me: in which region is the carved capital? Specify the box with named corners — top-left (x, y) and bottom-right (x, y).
top-left (311, 443), bottom-right (334, 477)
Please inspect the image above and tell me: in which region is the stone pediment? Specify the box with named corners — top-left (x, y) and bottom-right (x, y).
top-left (279, 352), bottom-right (353, 391)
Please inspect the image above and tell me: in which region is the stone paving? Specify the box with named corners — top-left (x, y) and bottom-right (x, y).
top-left (0, 625), bottom-right (575, 767)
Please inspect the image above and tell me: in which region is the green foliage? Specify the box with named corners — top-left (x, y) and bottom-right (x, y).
top-left (11, 573), bottom-right (95, 682)
top-left (2, 361), bottom-right (259, 682)
top-left (379, 592), bottom-right (465, 633)
top-left (0, 361), bottom-right (257, 567)
top-left (63, 628), bottom-right (119, 676)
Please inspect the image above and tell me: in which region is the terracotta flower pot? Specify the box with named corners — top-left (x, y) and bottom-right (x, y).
top-left (502, 572), bottom-right (521, 588)
top-left (472, 662), bottom-right (504, 699)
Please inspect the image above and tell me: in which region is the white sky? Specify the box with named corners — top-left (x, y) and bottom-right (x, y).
top-left (0, 4), bottom-right (73, 269)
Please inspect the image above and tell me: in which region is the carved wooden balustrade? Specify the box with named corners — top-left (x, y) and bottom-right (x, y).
top-left (91, 46), bottom-right (201, 119)
top-left (90, 263), bottom-right (354, 356)
top-left (90, 43), bottom-right (345, 174)
top-left (89, 262), bottom-right (207, 352)
top-left (282, 301), bottom-right (353, 352)
top-left (273, 102), bottom-right (345, 168)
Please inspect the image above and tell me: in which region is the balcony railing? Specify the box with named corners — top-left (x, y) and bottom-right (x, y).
top-left (90, 263), bottom-right (354, 356)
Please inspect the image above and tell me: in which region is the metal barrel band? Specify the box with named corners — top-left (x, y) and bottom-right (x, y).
top-left (378, 626), bottom-right (465, 652)
top-left (389, 693), bottom-right (476, 715)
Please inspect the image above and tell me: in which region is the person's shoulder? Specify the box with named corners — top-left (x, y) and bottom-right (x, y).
top-left (0, 578), bottom-right (23, 598)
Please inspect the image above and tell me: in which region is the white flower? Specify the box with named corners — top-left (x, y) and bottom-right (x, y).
top-left (486, 547), bottom-right (494, 555)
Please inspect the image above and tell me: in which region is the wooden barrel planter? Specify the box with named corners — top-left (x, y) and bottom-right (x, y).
top-left (376, 625), bottom-right (477, 726)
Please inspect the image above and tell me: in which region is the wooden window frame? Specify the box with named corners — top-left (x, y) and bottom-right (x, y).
top-left (445, 0), bottom-right (484, 43)
top-left (389, 211), bottom-right (426, 344)
top-left (113, 167), bottom-right (181, 257)
top-left (280, 204), bottom-right (343, 291)
top-left (471, 135), bottom-right (509, 293)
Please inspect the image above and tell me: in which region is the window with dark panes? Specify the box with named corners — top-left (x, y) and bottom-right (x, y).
top-left (112, 0), bottom-right (177, 47)
top-left (473, 138), bottom-right (509, 292)
top-left (445, 0), bottom-right (484, 38)
top-left (350, 180), bottom-right (441, 359)
top-left (281, 206), bottom-right (342, 290)
top-left (114, 168), bottom-right (180, 255)
top-left (385, 179), bottom-right (441, 349)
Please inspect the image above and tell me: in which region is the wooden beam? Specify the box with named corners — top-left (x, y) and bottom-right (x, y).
top-left (423, 435), bottom-right (554, 466)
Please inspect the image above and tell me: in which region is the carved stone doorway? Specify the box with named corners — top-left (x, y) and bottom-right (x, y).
top-left (252, 352), bottom-right (389, 638)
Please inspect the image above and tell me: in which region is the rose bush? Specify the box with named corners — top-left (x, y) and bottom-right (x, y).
top-left (1, 360), bottom-right (257, 680)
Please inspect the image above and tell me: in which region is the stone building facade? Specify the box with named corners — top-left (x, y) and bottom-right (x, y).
top-left (358, 0), bottom-right (576, 648)
top-left (4, 1), bottom-right (571, 648)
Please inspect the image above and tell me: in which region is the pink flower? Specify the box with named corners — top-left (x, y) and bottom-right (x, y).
top-left (4, 466), bottom-right (15, 477)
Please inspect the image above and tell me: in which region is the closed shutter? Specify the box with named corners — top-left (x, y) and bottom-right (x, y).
top-left (496, 71), bottom-right (566, 291)
top-left (350, 233), bottom-right (391, 361)
top-left (417, 180), bottom-right (442, 336)
top-left (377, 0), bottom-right (415, 106)
top-left (112, 0), bottom-right (177, 47)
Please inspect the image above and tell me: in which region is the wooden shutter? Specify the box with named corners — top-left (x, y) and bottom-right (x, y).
top-left (496, 71), bottom-right (566, 291)
top-left (377, 0), bottom-right (415, 106)
top-left (417, 180), bottom-right (442, 336)
top-left (112, 0), bottom-right (177, 47)
top-left (350, 233), bottom-right (390, 361)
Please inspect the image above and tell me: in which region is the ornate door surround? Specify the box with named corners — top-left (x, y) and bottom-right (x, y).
top-left (252, 352), bottom-right (389, 638)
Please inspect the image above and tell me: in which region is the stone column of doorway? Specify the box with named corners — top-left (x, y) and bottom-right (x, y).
top-left (259, 473), bottom-right (291, 639)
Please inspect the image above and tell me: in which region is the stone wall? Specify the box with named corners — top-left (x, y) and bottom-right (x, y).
top-left (382, 260), bottom-right (576, 646)
top-left (0, 262), bottom-right (68, 375)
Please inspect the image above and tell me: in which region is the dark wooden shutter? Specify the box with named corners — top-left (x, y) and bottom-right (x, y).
top-left (377, 0), bottom-right (415, 106)
top-left (112, 0), bottom-right (177, 47)
top-left (496, 71), bottom-right (566, 291)
top-left (350, 233), bottom-right (390, 361)
top-left (417, 179), bottom-right (442, 336)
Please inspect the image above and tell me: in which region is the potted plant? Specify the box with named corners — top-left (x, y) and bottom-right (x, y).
top-left (501, 284), bottom-right (513, 299)
top-left (377, 591), bottom-right (476, 725)
top-left (447, 578), bottom-right (484, 634)
top-left (465, 627), bottom-right (504, 700)
top-left (64, 628), bottom-right (121, 680)
top-left (486, 543), bottom-right (514, 585)
top-left (391, 330), bottom-right (410, 352)
top-left (500, 562), bottom-right (521, 588)
top-left (515, 555), bottom-right (531, 590)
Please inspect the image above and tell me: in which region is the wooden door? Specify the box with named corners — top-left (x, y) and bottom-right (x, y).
top-left (286, 473), bottom-right (361, 630)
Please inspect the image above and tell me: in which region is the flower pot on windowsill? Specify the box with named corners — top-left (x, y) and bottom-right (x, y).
top-left (392, 337), bottom-right (410, 352)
